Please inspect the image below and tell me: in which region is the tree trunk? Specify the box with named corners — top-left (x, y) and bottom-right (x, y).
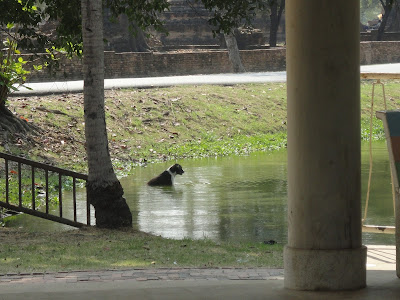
top-left (0, 84), bottom-right (37, 137)
top-left (268, 0), bottom-right (285, 47)
top-left (387, 2), bottom-right (400, 32)
top-left (127, 25), bottom-right (150, 52)
top-left (377, 0), bottom-right (394, 41)
top-left (269, 1), bottom-right (278, 47)
top-left (224, 33), bottom-right (245, 73)
top-left (122, 16), bottom-right (150, 52)
top-left (81, 0), bottom-right (132, 228)
top-left (103, 11), bottom-right (150, 52)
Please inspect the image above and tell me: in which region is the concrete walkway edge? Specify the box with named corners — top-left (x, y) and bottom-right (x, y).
top-left (12, 63), bottom-right (400, 96)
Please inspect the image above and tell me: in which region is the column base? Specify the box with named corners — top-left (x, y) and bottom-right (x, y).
top-left (284, 245), bottom-right (367, 291)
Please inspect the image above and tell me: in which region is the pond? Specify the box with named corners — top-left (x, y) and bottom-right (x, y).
top-left (3, 141), bottom-right (396, 245)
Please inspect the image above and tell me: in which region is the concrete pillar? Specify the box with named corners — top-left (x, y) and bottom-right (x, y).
top-left (284, 0), bottom-right (367, 290)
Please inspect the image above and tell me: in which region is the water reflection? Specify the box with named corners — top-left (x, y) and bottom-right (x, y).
top-left (3, 141), bottom-right (396, 245)
top-left (121, 153), bottom-right (288, 243)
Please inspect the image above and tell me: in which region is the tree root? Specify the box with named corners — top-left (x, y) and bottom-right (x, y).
top-left (0, 106), bottom-right (41, 146)
top-left (87, 180), bottom-right (132, 228)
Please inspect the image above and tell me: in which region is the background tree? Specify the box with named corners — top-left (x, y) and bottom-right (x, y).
top-left (199, 0), bottom-right (265, 72)
top-left (224, 31), bottom-right (246, 72)
top-left (377, 0), bottom-right (395, 40)
top-left (265, 0), bottom-right (285, 47)
top-left (361, 0), bottom-right (382, 25)
top-left (0, 0), bottom-right (82, 137)
top-left (387, 1), bottom-right (400, 31)
top-left (104, 12), bottom-right (151, 52)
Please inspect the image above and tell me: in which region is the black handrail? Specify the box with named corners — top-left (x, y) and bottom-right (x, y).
top-left (0, 152), bottom-right (90, 228)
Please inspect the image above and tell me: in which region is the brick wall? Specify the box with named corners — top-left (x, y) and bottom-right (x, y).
top-left (25, 41), bottom-right (400, 83)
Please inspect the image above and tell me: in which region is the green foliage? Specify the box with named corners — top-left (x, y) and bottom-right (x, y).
top-left (0, 34), bottom-right (30, 106)
top-left (105, 0), bottom-right (170, 34)
top-left (199, 0), bottom-right (265, 35)
top-left (0, 0), bottom-right (82, 57)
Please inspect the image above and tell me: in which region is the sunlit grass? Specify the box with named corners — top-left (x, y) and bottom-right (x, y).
top-left (0, 228), bottom-right (283, 274)
top-left (3, 81), bottom-right (400, 176)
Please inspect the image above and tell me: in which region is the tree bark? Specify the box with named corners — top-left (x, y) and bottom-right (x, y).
top-left (387, 2), bottom-right (400, 32)
top-left (81, 0), bottom-right (132, 228)
top-left (268, 0), bottom-right (285, 47)
top-left (377, 0), bottom-right (394, 41)
top-left (0, 99), bottom-right (37, 137)
top-left (103, 11), bottom-right (150, 52)
top-left (224, 33), bottom-right (245, 73)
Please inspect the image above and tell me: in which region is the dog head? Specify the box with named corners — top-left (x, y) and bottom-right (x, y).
top-left (168, 164), bottom-right (184, 176)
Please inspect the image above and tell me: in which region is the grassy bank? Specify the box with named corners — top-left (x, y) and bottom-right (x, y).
top-left (3, 83), bottom-right (288, 174)
top-left (3, 81), bottom-right (400, 174)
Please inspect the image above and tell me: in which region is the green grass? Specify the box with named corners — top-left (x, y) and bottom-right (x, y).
top-left (5, 80), bottom-right (399, 175)
top-left (0, 228), bottom-right (283, 274)
top-left (360, 80), bottom-right (400, 140)
top-left (3, 83), bottom-right (289, 174)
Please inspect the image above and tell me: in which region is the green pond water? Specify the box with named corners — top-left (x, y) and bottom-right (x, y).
top-left (3, 141), bottom-right (396, 245)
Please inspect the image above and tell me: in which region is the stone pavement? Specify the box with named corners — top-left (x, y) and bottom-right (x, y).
top-left (0, 246), bottom-right (399, 299)
top-left (0, 268), bottom-right (283, 285)
top-left (12, 63), bottom-right (400, 95)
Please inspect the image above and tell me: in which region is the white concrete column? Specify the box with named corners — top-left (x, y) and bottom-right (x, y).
top-left (284, 0), bottom-right (367, 290)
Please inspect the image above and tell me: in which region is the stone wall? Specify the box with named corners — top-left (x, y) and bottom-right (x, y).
top-left (360, 41), bottom-right (400, 65)
top-left (360, 31), bottom-right (400, 41)
top-left (25, 41), bottom-right (400, 83)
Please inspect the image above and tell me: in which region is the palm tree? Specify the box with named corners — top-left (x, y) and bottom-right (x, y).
top-left (81, 0), bottom-right (132, 228)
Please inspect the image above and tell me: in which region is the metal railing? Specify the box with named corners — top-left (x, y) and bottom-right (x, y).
top-left (0, 152), bottom-right (90, 228)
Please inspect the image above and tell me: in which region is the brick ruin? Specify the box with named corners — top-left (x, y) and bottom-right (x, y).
top-left (103, 0), bottom-right (272, 53)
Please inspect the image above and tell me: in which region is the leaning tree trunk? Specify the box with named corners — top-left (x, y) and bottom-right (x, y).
top-left (224, 33), bottom-right (245, 73)
top-left (81, 0), bottom-right (132, 228)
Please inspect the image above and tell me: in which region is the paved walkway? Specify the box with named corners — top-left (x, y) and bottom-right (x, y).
top-left (12, 63), bottom-right (400, 95)
top-left (0, 268), bottom-right (284, 285)
top-left (0, 245), bottom-right (394, 286)
top-left (0, 246), bottom-right (398, 299)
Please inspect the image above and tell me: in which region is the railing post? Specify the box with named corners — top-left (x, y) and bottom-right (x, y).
top-left (45, 170), bottom-right (49, 214)
top-left (18, 162), bottom-right (22, 207)
top-left (31, 166), bottom-right (36, 210)
top-left (59, 173), bottom-right (62, 218)
top-left (5, 159), bottom-right (9, 204)
top-left (73, 177), bottom-right (77, 222)
top-left (87, 188), bottom-right (91, 226)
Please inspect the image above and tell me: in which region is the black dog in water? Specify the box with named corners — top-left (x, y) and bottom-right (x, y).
top-left (147, 164), bottom-right (185, 186)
